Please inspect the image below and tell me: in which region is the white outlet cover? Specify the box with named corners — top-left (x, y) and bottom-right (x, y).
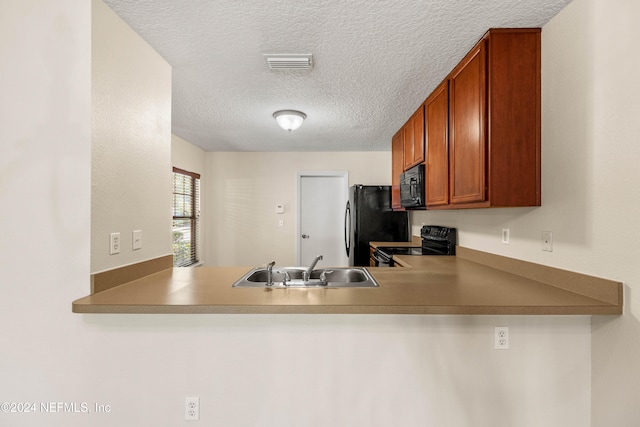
top-left (109, 232), bottom-right (120, 255)
top-left (542, 231), bottom-right (553, 252)
top-left (185, 396), bottom-right (199, 421)
top-left (494, 326), bottom-right (509, 350)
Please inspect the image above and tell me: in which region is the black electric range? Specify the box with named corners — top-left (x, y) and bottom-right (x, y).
top-left (373, 225), bottom-right (456, 267)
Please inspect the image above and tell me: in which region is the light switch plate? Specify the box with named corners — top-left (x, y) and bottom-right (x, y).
top-left (132, 230), bottom-right (142, 250)
top-left (502, 228), bottom-right (510, 244)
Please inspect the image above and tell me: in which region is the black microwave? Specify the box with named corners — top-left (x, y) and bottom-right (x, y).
top-left (400, 164), bottom-right (425, 208)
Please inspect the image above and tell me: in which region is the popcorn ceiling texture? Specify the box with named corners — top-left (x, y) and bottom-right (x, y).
top-left (104, 0), bottom-right (572, 152)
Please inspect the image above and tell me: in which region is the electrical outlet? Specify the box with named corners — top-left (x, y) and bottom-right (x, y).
top-left (494, 327), bottom-right (509, 350)
top-left (185, 396), bottom-right (199, 421)
top-left (502, 228), bottom-right (510, 244)
top-left (542, 231), bottom-right (553, 252)
top-left (109, 232), bottom-right (120, 255)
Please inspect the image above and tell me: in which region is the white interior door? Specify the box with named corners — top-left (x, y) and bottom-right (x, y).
top-left (298, 172), bottom-right (349, 267)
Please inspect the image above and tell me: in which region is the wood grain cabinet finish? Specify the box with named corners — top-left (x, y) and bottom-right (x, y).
top-left (424, 80), bottom-right (449, 207)
top-left (391, 130), bottom-right (404, 210)
top-left (390, 28), bottom-right (541, 210)
top-left (402, 105), bottom-right (425, 170)
top-left (449, 42), bottom-right (486, 204)
top-left (446, 28), bottom-right (541, 208)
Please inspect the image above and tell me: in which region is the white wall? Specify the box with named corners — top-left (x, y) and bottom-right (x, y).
top-left (172, 133), bottom-right (207, 264)
top-left (204, 151), bottom-right (391, 266)
top-left (411, 0), bottom-right (640, 425)
top-left (0, 0), bottom-right (605, 426)
top-left (91, 0), bottom-right (172, 273)
top-left (0, 0), bottom-right (92, 425)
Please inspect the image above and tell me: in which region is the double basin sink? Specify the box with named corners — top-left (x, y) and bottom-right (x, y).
top-left (232, 266), bottom-right (380, 288)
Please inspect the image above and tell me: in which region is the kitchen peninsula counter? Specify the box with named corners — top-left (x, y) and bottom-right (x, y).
top-left (72, 247), bottom-right (622, 315)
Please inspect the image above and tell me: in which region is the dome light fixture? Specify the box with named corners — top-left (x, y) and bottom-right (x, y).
top-left (273, 110), bottom-right (306, 132)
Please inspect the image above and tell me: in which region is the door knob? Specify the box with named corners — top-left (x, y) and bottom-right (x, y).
top-left (301, 234), bottom-right (310, 239)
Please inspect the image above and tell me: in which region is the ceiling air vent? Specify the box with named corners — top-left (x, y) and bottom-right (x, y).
top-left (263, 54), bottom-right (313, 70)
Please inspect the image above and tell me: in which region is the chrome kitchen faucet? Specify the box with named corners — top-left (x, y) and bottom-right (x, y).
top-left (303, 255), bottom-right (323, 282)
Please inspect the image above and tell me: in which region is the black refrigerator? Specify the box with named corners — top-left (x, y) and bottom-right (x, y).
top-left (344, 185), bottom-right (409, 266)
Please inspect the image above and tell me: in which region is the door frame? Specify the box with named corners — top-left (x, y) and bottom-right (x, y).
top-left (296, 171), bottom-right (349, 265)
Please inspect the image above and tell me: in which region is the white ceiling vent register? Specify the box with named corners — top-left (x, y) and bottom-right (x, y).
top-left (263, 54), bottom-right (313, 70)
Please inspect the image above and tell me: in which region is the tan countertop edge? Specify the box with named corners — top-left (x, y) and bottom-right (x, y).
top-left (392, 257), bottom-right (415, 268)
top-left (370, 236), bottom-right (422, 249)
top-left (71, 304), bottom-right (618, 315)
top-left (72, 248), bottom-right (623, 315)
top-left (455, 247), bottom-right (622, 307)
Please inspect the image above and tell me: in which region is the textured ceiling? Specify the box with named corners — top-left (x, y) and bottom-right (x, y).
top-left (103, 0), bottom-right (572, 152)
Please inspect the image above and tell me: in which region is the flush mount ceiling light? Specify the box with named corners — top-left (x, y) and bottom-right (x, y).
top-left (273, 110), bottom-right (307, 132)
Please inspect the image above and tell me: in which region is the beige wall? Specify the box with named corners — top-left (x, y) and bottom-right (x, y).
top-left (204, 151), bottom-right (391, 266)
top-left (411, 0), bottom-right (640, 424)
top-left (91, 0), bottom-right (172, 273)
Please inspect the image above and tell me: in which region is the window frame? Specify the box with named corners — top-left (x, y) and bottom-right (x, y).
top-left (172, 167), bottom-right (200, 267)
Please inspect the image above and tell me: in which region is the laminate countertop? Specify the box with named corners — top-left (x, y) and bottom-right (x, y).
top-left (72, 247), bottom-right (622, 315)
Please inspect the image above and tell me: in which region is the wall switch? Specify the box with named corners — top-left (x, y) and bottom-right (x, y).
top-left (278, 219), bottom-right (284, 227)
top-left (185, 396), bottom-right (199, 421)
top-left (109, 232), bottom-right (120, 255)
top-left (542, 231), bottom-right (553, 252)
top-left (132, 230), bottom-right (142, 250)
top-left (502, 228), bottom-right (510, 244)
top-left (494, 326), bottom-right (509, 350)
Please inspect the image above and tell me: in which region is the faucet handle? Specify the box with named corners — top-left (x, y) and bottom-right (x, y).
top-left (319, 270), bottom-right (333, 282)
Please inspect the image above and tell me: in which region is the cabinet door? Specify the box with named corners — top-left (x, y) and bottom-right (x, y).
top-left (425, 81), bottom-right (449, 206)
top-left (391, 130), bottom-right (404, 210)
top-left (449, 42), bottom-right (486, 204)
top-left (402, 116), bottom-right (414, 169)
top-left (403, 106), bottom-right (425, 170)
top-left (412, 105), bottom-right (425, 166)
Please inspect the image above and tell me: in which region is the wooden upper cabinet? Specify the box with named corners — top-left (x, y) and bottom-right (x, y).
top-left (446, 28), bottom-right (541, 209)
top-left (449, 42), bottom-right (486, 205)
top-left (391, 130), bottom-right (404, 210)
top-left (391, 28), bottom-right (541, 210)
top-left (425, 80), bottom-right (449, 207)
top-left (402, 105), bottom-right (425, 170)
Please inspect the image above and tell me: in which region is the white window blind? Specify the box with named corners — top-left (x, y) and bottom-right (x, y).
top-left (172, 167), bottom-right (200, 267)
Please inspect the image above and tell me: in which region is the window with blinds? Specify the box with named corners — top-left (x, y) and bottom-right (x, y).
top-left (172, 167), bottom-right (200, 267)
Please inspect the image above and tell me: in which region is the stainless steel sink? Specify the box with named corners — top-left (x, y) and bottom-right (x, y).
top-left (232, 267), bottom-right (379, 288)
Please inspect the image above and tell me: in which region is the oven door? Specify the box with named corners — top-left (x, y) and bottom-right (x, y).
top-left (372, 249), bottom-right (392, 267)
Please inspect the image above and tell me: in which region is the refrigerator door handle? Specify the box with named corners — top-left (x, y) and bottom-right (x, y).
top-left (344, 201), bottom-right (351, 257)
